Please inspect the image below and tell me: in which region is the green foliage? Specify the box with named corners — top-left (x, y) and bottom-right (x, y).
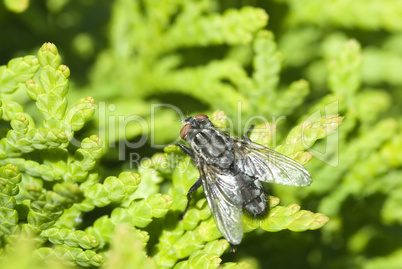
top-left (1, 0), bottom-right (402, 268)
top-left (0, 41), bottom-right (331, 267)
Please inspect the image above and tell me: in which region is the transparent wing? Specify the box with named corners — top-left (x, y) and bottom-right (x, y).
top-left (198, 161), bottom-right (244, 245)
top-left (232, 138), bottom-right (312, 187)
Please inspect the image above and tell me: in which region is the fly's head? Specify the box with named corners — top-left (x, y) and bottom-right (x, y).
top-left (180, 114), bottom-right (212, 142)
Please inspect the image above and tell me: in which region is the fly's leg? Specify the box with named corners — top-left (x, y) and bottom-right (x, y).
top-left (230, 244), bottom-right (237, 253)
top-left (178, 143), bottom-right (195, 158)
top-left (178, 142), bottom-right (200, 219)
top-left (179, 177), bottom-right (202, 219)
top-left (243, 125), bottom-right (255, 142)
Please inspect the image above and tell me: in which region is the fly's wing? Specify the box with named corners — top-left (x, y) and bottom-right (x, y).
top-left (198, 161), bottom-right (244, 245)
top-left (232, 138), bottom-right (312, 187)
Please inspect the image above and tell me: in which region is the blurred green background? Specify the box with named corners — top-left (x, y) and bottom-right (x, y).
top-left (1, 0), bottom-right (402, 268)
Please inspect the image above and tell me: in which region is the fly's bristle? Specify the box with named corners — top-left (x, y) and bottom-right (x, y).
top-left (230, 244), bottom-right (237, 253)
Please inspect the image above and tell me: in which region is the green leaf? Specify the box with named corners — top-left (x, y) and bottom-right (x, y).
top-left (275, 115), bottom-right (344, 160)
top-left (103, 225), bottom-right (157, 269)
top-left (36, 244), bottom-right (104, 267)
top-left (41, 228), bottom-right (99, 249)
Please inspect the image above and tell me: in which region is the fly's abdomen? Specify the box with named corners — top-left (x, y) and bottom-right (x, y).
top-left (237, 174), bottom-right (267, 215)
top-left (191, 129), bottom-right (234, 168)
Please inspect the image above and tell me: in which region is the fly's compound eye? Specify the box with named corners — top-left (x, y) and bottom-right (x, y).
top-left (180, 124), bottom-right (191, 139)
top-left (195, 114), bottom-right (208, 120)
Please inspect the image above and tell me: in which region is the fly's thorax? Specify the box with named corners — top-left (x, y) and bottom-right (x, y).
top-left (190, 128), bottom-right (234, 168)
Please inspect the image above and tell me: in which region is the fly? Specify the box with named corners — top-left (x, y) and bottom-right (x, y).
top-left (178, 114), bottom-right (312, 252)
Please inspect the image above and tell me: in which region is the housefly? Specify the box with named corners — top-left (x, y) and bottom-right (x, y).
top-left (178, 114), bottom-right (312, 252)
